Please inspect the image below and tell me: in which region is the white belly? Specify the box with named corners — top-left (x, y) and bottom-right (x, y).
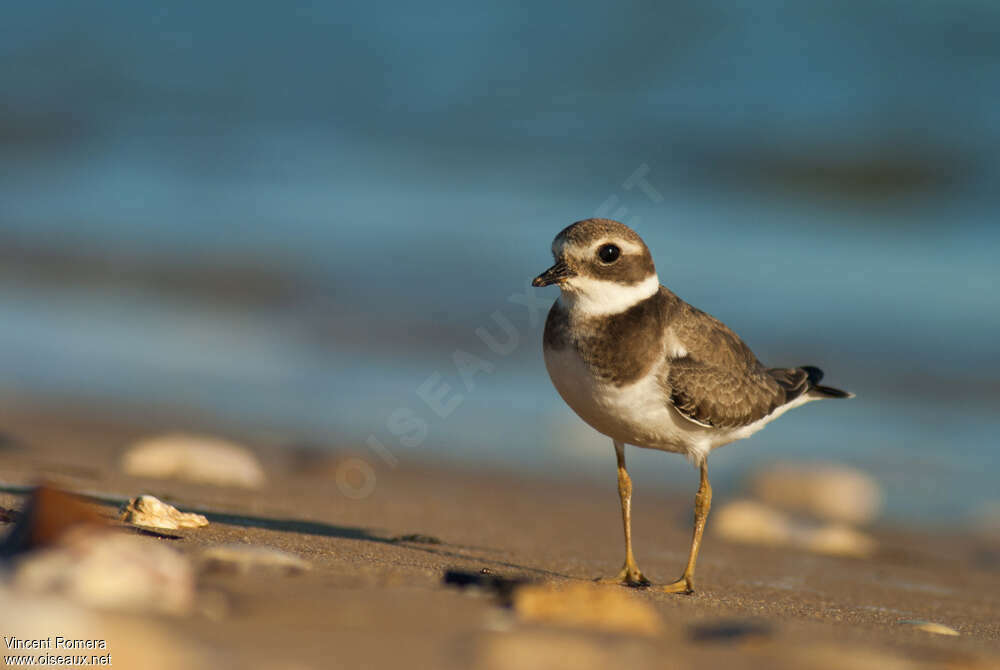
top-left (543, 345), bottom-right (816, 464)
top-left (544, 345), bottom-right (712, 460)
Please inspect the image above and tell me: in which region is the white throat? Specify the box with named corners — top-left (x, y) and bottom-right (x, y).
top-left (559, 273), bottom-right (660, 317)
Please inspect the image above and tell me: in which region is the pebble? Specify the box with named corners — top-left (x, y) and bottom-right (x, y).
top-left (119, 495), bottom-right (209, 530)
top-left (749, 462), bottom-right (883, 524)
top-left (0, 486), bottom-right (104, 557)
top-left (443, 569), bottom-right (529, 601)
top-left (689, 619), bottom-right (772, 643)
top-left (199, 544), bottom-right (310, 575)
top-left (11, 527), bottom-right (195, 614)
top-left (714, 499), bottom-right (876, 558)
top-left (712, 500), bottom-right (792, 546)
top-left (512, 582), bottom-right (660, 636)
top-left (801, 523), bottom-right (876, 558)
top-left (121, 433), bottom-right (266, 488)
top-left (898, 620), bottom-right (960, 636)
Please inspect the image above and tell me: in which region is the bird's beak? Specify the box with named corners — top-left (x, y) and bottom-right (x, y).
top-left (532, 260), bottom-right (575, 287)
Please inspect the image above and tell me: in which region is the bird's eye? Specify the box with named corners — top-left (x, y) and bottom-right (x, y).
top-left (597, 244), bottom-right (621, 263)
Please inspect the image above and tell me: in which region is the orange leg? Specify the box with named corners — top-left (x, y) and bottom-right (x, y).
top-left (596, 441), bottom-right (650, 587)
top-left (659, 459), bottom-right (712, 594)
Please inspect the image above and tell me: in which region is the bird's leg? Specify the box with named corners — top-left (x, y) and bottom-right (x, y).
top-left (596, 441), bottom-right (650, 587)
top-left (660, 459), bottom-right (712, 594)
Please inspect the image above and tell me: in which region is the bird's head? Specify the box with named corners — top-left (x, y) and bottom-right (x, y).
top-left (532, 218), bottom-right (659, 316)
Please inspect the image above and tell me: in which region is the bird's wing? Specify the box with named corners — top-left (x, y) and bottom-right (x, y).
top-left (666, 357), bottom-right (787, 428)
top-left (662, 302), bottom-right (788, 428)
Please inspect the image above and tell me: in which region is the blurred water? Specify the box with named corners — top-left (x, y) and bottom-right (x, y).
top-left (1, 1), bottom-right (999, 522)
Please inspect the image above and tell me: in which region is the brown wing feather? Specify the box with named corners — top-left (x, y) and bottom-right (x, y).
top-left (662, 298), bottom-right (790, 428)
top-left (667, 358), bottom-right (785, 428)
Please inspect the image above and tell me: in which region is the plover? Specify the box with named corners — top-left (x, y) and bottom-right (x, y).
top-left (533, 218), bottom-right (852, 593)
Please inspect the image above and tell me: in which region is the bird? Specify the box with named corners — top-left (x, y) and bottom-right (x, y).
top-left (532, 218), bottom-right (852, 594)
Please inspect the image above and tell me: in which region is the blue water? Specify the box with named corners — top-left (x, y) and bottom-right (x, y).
top-left (1, 1), bottom-right (998, 522)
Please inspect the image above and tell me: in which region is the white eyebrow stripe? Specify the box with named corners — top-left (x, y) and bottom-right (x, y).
top-left (559, 238), bottom-right (646, 265)
top-left (594, 238), bottom-right (644, 255)
top-left (553, 237), bottom-right (643, 259)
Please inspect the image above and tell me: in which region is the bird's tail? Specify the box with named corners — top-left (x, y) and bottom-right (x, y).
top-left (768, 365), bottom-right (855, 401)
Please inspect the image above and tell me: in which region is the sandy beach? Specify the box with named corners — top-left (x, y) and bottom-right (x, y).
top-left (0, 396), bottom-right (997, 670)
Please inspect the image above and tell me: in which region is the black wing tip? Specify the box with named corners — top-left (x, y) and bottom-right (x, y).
top-left (800, 366), bottom-right (854, 399)
top-left (811, 384), bottom-right (855, 399)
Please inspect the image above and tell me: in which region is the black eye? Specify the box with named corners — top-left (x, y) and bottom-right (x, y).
top-left (597, 244), bottom-right (620, 263)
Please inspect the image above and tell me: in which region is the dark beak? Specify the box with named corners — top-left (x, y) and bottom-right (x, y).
top-left (532, 260), bottom-right (575, 287)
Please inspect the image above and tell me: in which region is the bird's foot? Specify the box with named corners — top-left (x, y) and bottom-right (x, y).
top-left (595, 563), bottom-right (651, 588)
top-left (657, 575), bottom-right (694, 595)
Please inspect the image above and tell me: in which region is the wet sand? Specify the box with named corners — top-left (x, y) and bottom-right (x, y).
top-left (0, 397), bottom-right (998, 669)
